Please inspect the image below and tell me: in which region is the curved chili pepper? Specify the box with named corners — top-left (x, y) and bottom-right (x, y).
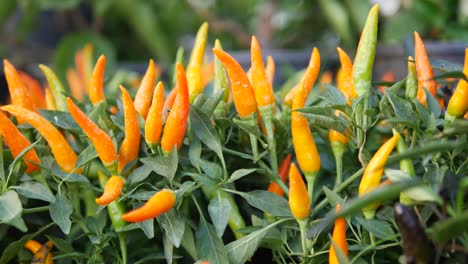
top-left (406, 56), bottom-right (418, 99)
top-left (89, 55), bottom-right (106, 105)
top-left (0, 110), bottom-right (40, 173)
top-left (414, 32), bottom-right (437, 106)
top-left (66, 68), bottom-right (85, 102)
top-left (19, 71), bottom-right (46, 110)
top-left (118, 86), bottom-right (141, 173)
top-left (212, 48), bottom-right (257, 118)
top-left (134, 59), bottom-right (157, 119)
top-left (121, 189), bottom-right (176, 222)
top-left (288, 162), bottom-right (310, 220)
top-left (24, 240), bottom-right (54, 264)
top-left (359, 133), bottom-right (400, 218)
top-left (284, 48), bottom-right (320, 106)
top-left (187, 22), bottom-right (208, 102)
top-left (3, 59), bottom-right (33, 113)
top-left (66, 97), bottom-right (117, 168)
top-left (267, 154), bottom-right (292, 197)
top-left (265, 55), bottom-right (275, 87)
top-left (251, 36), bottom-right (275, 108)
top-left (2, 105), bottom-right (79, 173)
top-left (329, 204), bottom-right (348, 264)
top-left (75, 43), bottom-right (94, 93)
top-left (446, 48), bottom-right (468, 119)
top-left (39, 64), bottom-right (68, 111)
top-left (96, 175), bottom-right (125, 205)
top-left (44, 86), bottom-right (56, 111)
top-left (161, 63), bottom-right (189, 153)
top-left (353, 4), bottom-right (379, 96)
top-left (145, 81), bottom-right (164, 148)
top-left (213, 39), bottom-right (230, 103)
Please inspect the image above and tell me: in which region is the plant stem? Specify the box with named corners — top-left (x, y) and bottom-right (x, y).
top-left (23, 206), bottom-right (50, 214)
top-left (119, 233), bottom-right (128, 264)
top-left (298, 218), bottom-right (309, 258)
top-left (331, 141), bottom-right (345, 187)
top-left (305, 171), bottom-right (317, 203)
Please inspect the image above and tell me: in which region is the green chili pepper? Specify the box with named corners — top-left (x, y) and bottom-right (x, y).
top-left (393, 129), bottom-right (416, 205)
top-left (406, 56), bottom-right (418, 99)
top-left (39, 64), bottom-right (68, 111)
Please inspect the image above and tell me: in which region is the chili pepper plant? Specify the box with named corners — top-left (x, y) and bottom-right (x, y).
top-left (1, 5), bottom-right (468, 264)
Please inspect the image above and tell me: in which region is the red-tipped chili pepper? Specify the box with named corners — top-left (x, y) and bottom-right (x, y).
top-left (329, 204), bottom-right (348, 264)
top-left (288, 162), bottom-right (310, 220)
top-left (359, 133), bottom-right (400, 219)
top-left (161, 63), bottom-right (189, 153)
top-left (121, 189), bottom-right (176, 222)
top-left (24, 240), bottom-right (54, 264)
top-left (187, 22), bottom-right (209, 102)
top-left (19, 71), bottom-right (46, 110)
top-left (212, 48), bottom-right (257, 118)
top-left (284, 48), bottom-right (320, 106)
top-left (89, 55), bottom-right (106, 105)
top-left (0, 110), bottom-right (40, 173)
top-left (251, 36), bottom-right (275, 108)
top-left (3, 59), bottom-right (34, 113)
top-left (66, 69), bottom-right (85, 102)
top-left (267, 154), bottom-right (292, 197)
top-left (96, 175), bottom-right (125, 205)
top-left (145, 81), bottom-right (165, 148)
top-left (66, 97), bottom-right (117, 168)
top-left (414, 32), bottom-right (437, 106)
top-left (2, 105), bottom-right (79, 173)
top-left (134, 59), bottom-right (157, 119)
top-left (446, 48), bottom-right (468, 119)
top-left (118, 86), bottom-right (141, 173)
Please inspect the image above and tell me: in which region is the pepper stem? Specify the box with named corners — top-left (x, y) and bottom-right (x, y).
top-left (260, 105), bottom-right (278, 175)
top-left (331, 141), bottom-right (345, 187)
top-left (244, 114), bottom-right (259, 162)
top-left (298, 218), bottom-right (309, 258)
top-left (118, 233), bottom-right (128, 264)
top-left (305, 171), bottom-right (317, 204)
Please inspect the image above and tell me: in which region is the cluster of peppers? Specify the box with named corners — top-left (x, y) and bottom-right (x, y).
top-left (0, 3), bottom-right (467, 263)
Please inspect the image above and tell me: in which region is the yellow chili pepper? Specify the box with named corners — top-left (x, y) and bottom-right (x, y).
top-left (288, 162), bottom-right (310, 220)
top-left (118, 86), bottom-right (141, 174)
top-left (359, 133), bottom-right (400, 219)
top-left (187, 22), bottom-right (209, 102)
top-left (24, 240), bottom-right (54, 264)
top-left (265, 55), bottom-right (275, 87)
top-left (44, 86), bottom-right (56, 111)
top-left (446, 48), bottom-right (468, 120)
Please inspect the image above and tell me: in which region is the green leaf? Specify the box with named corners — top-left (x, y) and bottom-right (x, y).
top-left (196, 216), bottom-right (228, 264)
top-left (430, 59), bottom-right (463, 72)
top-left (300, 112), bottom-right (348, 134)
top-left (385, 91), bottom-right (416, 121)
top-left (49, 192), bottom-right (73, 234)
top-left (0, 135), bottom-right (5, 183)
top-left (14, 181), bottom-right (55, 203)
top-left (199, 159), bottom-right (223, 179)
top-left (74, 144), bottom-right (99, 169)
top-left (189, 139), bottom-right (202, 171)
top-left (158, 210), bottom-right (185, 248)
top-left (52, 170), bottom-right (90, 184)
top-left (140, 155), bottom-right (175, 179)
top-left (0, 190), bottom-right (22, 222)
top-left (163, 233), bottom-right (174, 264)
top-left (127, 164), bottom-right (154, 184)
top-left (46, 235), bottom-right (74, 253)
top-left (181, 222), bottom-right (198, 260)
top-left (431, 209), bottom-right (468, 245)
top-left (227, 168), bottom-right (257, 183)
top-left (190, 106), bottom-right (226, 173)
top-left (423, 87), bottom-right (441, 118)
top-left (323, 186), bottom-right (344, 208)
top-left (139, 218), bottom-right (154, 239)
top-left (385, 169), bottom-right (440, 202)
top-left (355, 217), bottom-right (395, 240)
top-left (39, 110), bottom-right (81, 132)
top-left (230, 190), bottom-right (292, 217)
top-left (433, 71), bottom-right (467, 81)
top-left (233, 118), bottom-right (262, 139)
top-left (201, 90), bottom-right (225, 117)
top-left (208, 191), bottom-right (232, 237)
top-left (321, 83), bottom-right (348, 107)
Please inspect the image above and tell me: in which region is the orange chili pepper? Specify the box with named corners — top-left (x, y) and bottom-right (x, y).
top-left (251, 36), bottom-right (275, 108)
top-left (24, 240), bottom-right (54, 264)
top-left (18, 71), bottom-right (46, 110)
top-left (329, 127), bottom-right (348, 145)
top-left (187, 22), bottom-right (208, 102)
top-left (336, 47), bottom-right (357, 102)
top-left (414, 32), bottom-right (437, 106)
top-left (66, 97), bottom-right (117, 168)
top-left (89, 55), bottom-right (106, 105)
top-left (329, 204), bottom-right (348, 264)
top-left (161, 63), bottom-right (189, 153)
top-left (446, 48), bottom-right (468, 119)
top-left (163, 87), bottom-right (177, 122)
top-left (44, 86), bottom-right (56, 111)
top-left (0, 111), bottom-right (40, 173)
top-left (2, 105), bottom-right (79, 173)
top-left (75, 43), bottom-right (93, 93)
top-left (284, 48), bottom-right (320, 106)
top-left (96, 175), bottom-right (125, 205)
top-left (121, 189), bottom-right (176, 222)
top-left (212, 48), bottom-right (257, 118)
top-left (134, 59), bottom-right (157, 119)
top-left (145, 81), bottom-right (164, 148)
top-left (66, 68), bottom-right (85, 102)
top-left (201, 61), bottom-right (215, 88)
top-left (267, 154), bottom-right (292, 197)
top-left (288, 162), bottom-right (310, 220)
top-left (3, 59), bottom-right (34, 113)
top-left (265, 55), bottom-right (275, 87)
top-left (118, 86), bottom-right (141, 173)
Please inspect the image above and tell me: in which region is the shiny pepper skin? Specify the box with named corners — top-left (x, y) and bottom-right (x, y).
top-left (118, 86), bottom-right (141, 173)
top-left (134, 59), bottom-right (157, 119)
top-left (187, 23), bottom-right (209, 102)
top-left (3, 59), bottom-right (34, 113)
top-left (267, 154), bottom-right (292, 197)
top-left (121, 189), bottom-right (176, 222)
top-left (67, 97), bottom-right (117, 167)
top-left (292, 86), bottom-right (321, 174)
top-left (145, 81), bottom-right (165, 147)
top-left (212, 48), bottom-right (257, 118)
top-left (359, 133), bottom-right (400, 196)
top-left (19, 71), bottom-right (46, 110)
top-left (447, 48), bottom-right (468, 118)
top-left (161, 63), bottom-right (190, 153)
top-left (414, 32), bottom-right (437, 106)
top-left (329, 204), bottom-right (348, 264)
top-left (251, 36), bottom-right (275, 108)
top-left (89, 55), bottom-right (106, 105)
top-left (288, 163), bottom-right (310, 220)
top-left (96, 175), bottom-right (125, 205)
